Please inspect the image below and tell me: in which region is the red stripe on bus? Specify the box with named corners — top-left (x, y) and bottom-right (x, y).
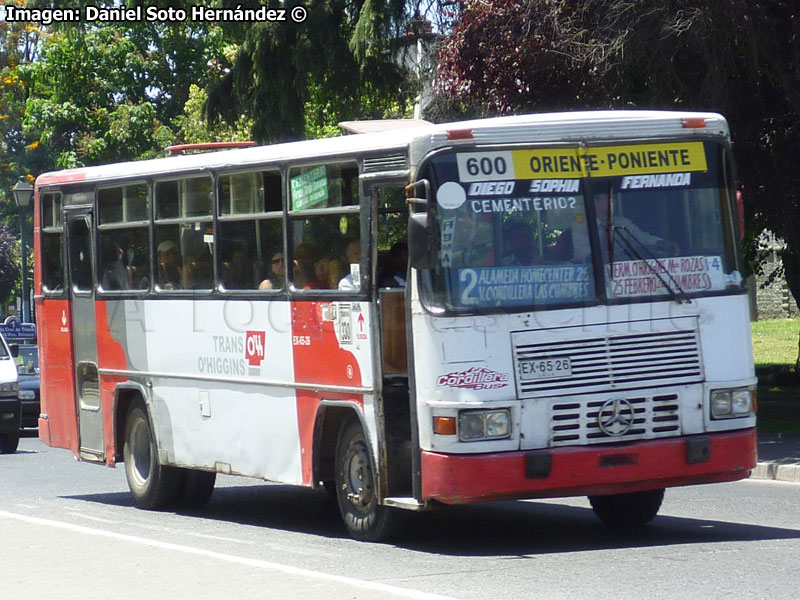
top-left (95, 301), bottom-right (131, 465)
top-left (36, 171), bottom-right (89, 186)
top-left (291, 301), bottom-right (363, 484)
top-left (36, 299), bottom-right (79, 453)
top-left (420, 429), bottom-right (757, 504)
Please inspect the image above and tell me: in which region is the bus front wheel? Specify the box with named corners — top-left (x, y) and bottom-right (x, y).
top-left (123, 403), bottom-right (181, 509)
top-left (588, 488), bottom-right (665, 528)
top-left (0, 431), bottom-right (19, 454)
top-left (334, 416), bottom-right (397, 542)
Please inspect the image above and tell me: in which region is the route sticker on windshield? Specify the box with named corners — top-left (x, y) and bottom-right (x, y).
top-left (608, 255), bottom-right (725, 297)
top-left (456, 142), bottom-right (708, 181)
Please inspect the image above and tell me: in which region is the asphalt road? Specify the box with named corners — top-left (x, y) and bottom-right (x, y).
top-left (2, 433), bottom-right (799, 600)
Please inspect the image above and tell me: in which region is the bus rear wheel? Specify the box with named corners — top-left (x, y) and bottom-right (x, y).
top-left (123, 403), bottom-right (181, 510)
top-left (334, 416), bottom-right (397, 542)
top-left (588, 488), bottom-right (665, 528)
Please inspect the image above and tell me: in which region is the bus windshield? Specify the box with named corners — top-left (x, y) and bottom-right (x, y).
top-left (420, 140), bottom-right (743, 312)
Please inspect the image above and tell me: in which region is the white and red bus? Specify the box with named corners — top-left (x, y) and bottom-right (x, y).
top-left (35, 111), bottom-right (756, 540)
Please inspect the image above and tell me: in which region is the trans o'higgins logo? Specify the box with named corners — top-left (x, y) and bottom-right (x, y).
top-left (437, 367), bottom-right (509, 390)
top-left (245, 331), bottom-right (266, 367)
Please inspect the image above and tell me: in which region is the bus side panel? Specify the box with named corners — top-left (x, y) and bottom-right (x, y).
top-left (291, 301), bottom-right (370, 485)
top-left (37, 298), bottom-right (79, 454)
top-left (95, 300), bottom-right (132, 465)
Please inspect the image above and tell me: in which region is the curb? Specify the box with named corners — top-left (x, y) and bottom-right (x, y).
top-left (750, 461), bottom-right (800, 483)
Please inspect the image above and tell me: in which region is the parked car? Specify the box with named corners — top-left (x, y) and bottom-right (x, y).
top-left (0, 333), bottom-right (20, 453)
top-left (15, 344), bottom-right (39, 429)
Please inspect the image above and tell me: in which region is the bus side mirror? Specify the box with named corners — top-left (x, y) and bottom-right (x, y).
top-left (736, 190), bottom-right (744, 241)
top-left (408, 212), bottom-right (437, 270)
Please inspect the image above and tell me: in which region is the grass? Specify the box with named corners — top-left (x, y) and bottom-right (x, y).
top-left (751, 318), bottom-right (800, 432)
top-left (751, 317), bottom-right (800, 369)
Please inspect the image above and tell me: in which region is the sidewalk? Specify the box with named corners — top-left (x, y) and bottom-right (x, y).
top-left (752, 431), bottom-right (800, 483)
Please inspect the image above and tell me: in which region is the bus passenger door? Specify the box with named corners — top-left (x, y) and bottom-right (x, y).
top-left (371, 184), bottom-right (413, 497)
top-left (66, 211), bottom-right (103, 461)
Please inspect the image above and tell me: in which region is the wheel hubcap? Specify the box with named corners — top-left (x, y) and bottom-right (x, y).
top-left (344, 441), bottom-right (374, 508)
top-left (130, 418), bottom-right (152, 486)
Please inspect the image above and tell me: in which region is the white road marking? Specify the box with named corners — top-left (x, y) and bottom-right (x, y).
top-left (127, 520), bottom-right (256, 544)
top-left (66, 512), bottom-right (118, 523)
top-left (0, 509), bottom-right (460, 600)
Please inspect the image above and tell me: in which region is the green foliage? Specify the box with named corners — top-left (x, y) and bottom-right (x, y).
top-left (174, 84), bottom-right (253, 145)
top-left (8, 230), bottom-right (32, 308)
top-left (18, 13), bottom-right (234, 166)
top-left (207, 0), bottom-right (413, 142)
top-left (0, 223), bottom-right (20, 306)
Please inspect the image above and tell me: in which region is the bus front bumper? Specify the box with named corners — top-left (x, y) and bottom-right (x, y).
top-left (420, 429), bottom-right (757, 504)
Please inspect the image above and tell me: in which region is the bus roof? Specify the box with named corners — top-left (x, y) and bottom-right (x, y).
top-left (35, 110), bottom-right (727, 188)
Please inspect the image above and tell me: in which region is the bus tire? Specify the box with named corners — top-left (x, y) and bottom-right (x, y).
top-left (588, 488), bottom-right (665, 528)
top-left (0, 431), bottom-right (19, 454)
top-left (334, 416), bottom-right (396, 542)
top-left (178, 469), bottom-right (216, 509)
top-left (123, 403), bottom-right (181, 510)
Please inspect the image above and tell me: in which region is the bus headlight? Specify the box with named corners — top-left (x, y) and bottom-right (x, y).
top-left (458, 409), bottom-right (510, 442)
top-left (0, 382), bottom-right (18, 393)
top-left (711, 389), bottom-right (753, 419)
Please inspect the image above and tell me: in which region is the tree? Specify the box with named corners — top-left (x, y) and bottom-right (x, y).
top-left (19, 13), bottom-right (231, 167)
top-left (0, 224), bottom-right (20, 307)
top-left (436, 0), bottom-right (800, 365)
top-left (206, 0), bottom-right (415, 143)
top-left (174, 84), bottom-right (253, 145)
top-left (0, 12), bottom-right (43, 212)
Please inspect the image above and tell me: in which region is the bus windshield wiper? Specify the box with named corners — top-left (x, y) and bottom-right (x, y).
top-left (612, 226), bottom-right (689, 304)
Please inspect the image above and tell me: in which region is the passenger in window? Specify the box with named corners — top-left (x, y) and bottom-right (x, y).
top-left (293, 243), bottom-right (321, 289)
top-left (184, 250), bottom-right (213, 289)
top-left (157, 240), bottom-right (182, 290)
top-left (101, 239), bottom-right (131, 290)
top-left (258, 251), bottom-right (285, 290)
top-left (378, 241), bottom-right (408, 287)
top-left (312, 257), bottom-right (342, 289)
top-left (502, 222), bottom-right (538, 266)
top-left (224, 245), bottom-right (255, 289)
top-left (338, 239), bottom-right (362, 290)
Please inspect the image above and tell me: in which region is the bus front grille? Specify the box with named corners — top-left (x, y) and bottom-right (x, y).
top-left (511, 328), bottom-right (703, 398)
top-left (550, 393), bottom-right (681, 446)
top-left (512, 326), bottom-right (703, 398)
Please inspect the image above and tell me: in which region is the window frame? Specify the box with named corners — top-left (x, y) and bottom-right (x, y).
top-left (40, 190), bottom-right (66, 297)
top-left (95, 180), bottom-right (151, 296)
top-left (152, 173), bottom-right (215, 294)
top-left (286, 160), bottom-right (365, 295)
top-left (216, 167), bottom-right (285, 294)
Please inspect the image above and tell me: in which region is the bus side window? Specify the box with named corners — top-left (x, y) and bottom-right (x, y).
top-left (97, 183), bottom-right (150, 292)
top-left (155, 175), bottom-right (213, 292)
top-left (218, 170), bottom-right (284, 291)
top-left (288, 162), bottom-right (361, 292)
top-left (375, 186), bottom-right (408, 287)
top-left (41, 191), bottom-right (65, 293)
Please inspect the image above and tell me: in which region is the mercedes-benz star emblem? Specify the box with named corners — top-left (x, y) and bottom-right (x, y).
top-left (597, 398), bottom-right (635, 436)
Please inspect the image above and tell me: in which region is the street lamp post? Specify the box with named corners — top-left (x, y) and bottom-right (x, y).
top-left (12, 177), bottom-right (33, 324)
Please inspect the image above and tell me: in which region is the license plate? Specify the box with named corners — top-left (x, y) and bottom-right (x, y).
top-left (519, 357), bottom-right (572, 380)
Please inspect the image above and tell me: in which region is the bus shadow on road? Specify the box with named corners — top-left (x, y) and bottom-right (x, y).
top-left (395, 500), bottom-right (800, 556)
top-left (63, 482), bottom-right (349, 538)
top-left (63, 482), bottom-right (800, 555)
